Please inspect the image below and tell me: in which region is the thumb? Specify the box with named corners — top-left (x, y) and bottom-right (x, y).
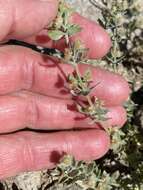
top-left (0, 0), bottom-right (58, 41)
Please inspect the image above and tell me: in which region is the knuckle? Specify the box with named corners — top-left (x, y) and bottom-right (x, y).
top-left (25, 94), bottom-right (39, 128)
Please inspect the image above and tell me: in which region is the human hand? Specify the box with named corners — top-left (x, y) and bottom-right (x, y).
top-left (0, 0), bottom-right (129, 180)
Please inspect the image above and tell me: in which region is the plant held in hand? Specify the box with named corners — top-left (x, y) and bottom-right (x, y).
top-left (47, 0), bottom-right (109, 126)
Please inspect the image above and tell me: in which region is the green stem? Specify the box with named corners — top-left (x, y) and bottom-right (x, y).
top-left (75, 65), bottom-right (94, 108)
top-left (75, 65), bottom-right (82, 83)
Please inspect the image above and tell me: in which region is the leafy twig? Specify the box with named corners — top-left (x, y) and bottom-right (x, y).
top-left (47, 0), bottom-right (108, 125)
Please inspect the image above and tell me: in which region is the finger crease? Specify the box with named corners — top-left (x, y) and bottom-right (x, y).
top-left (26, 97), bottom-right (39, 129)
top-left (22, 53), bottom-right (35, 90)
top-left (63, 133), bottom-right (72, 155)
top-left (22, 136), bottom-right (35, 171)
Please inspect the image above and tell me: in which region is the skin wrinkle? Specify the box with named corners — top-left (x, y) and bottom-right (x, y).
top-left (0, 137), bottom-right (20, 178)
top-left (21, 134), bottom-right (35, 171)
top-left (37, 97), bottom-right (52, 128)
top-left (0, 102), bottom-right (18, 125)
top-left (38, 63), bottom-right (58, 91)
top-left (52, 99), bottom-right (76, 129)
top-left (48, 104), bottom-right (60, 125)
top-left (34, 141), bottom-right (50, 153)
top-left (39, 98), bottom-right (66, 128)
top-left (0, 103), bottom-right (17, 114)
top-left (62, 132), bottom-right (73, 157)
top-left (0, 47), bottom-right (22, 93)
top-left (23, 93), bottom-right (39, 128)
top-left (22, 49), bottom-right (35, 90)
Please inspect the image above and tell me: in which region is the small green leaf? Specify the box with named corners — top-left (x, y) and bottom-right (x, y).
top-left (67, 24), bottom-right (81, 36)
top-left (83, 69), bottom-right (92, 82)
top-left (48, 30), bottom-right (65, 41)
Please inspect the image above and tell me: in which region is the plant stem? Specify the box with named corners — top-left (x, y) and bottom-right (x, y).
top-left (75, 64), bottom-right (94, 108)
top-left (86, 94), bottom-right (94, 108)
top-left (75, 65), bottom-right (82, 84)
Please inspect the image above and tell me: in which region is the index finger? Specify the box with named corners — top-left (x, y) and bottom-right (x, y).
top-left (25, 13), bottom-right (111, 59)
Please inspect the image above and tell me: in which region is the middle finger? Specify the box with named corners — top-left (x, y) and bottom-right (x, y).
top-left (0, 91), bottom-right (127, 134)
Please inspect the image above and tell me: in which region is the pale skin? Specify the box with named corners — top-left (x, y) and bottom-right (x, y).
top-left (0, 0), bottom-right (130, 180)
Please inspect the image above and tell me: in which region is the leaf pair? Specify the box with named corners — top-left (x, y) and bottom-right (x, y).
top-left (68, 70), bottom-right (92, 96)
top-left (48, 1), bottom-right (81, 41)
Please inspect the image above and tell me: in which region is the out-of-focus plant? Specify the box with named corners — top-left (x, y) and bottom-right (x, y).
top-left (90, 0), bottom-right (143, 67)
top-left (45, 155), bottom-right (120, 190)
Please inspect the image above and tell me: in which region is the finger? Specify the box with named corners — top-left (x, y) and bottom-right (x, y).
top-left (0, 92), bottom-right (127, 133)
top-left (70, 13), bottom-right (111, 58)
top-left (25, 13), bottom-right (111, 59)
top-left (0, 0), bottom-right (58, 41)
top-left (0, 46), bottom-right (130, 106)
top-left (0, 130), bottom-right (110, 179)
top-left (106, 106), bottom-right (127, 128)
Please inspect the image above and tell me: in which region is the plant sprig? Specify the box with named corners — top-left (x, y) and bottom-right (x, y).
top-left (48, 0), bottom-right (81, 44)
top-left (90, 0), bottom-right (143, 67)
top-left (47, 155), bottom-right (120, 190)
top-left (47, 0), bottom-right (108, 125)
